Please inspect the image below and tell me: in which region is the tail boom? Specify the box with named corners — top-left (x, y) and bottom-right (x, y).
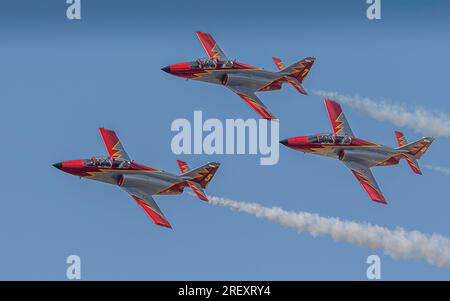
top-left (271, 57), bottom-right (315, 95)
top-left (394, 131), bottom-right (434, 174)
top-left (281, 57), bottom-right (315, 83)
top-left (176, 160), bottom-right (220, 202)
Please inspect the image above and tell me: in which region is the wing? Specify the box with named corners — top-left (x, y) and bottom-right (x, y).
top-left (196, 32), bottom-right (227, 60)
top-left (123, 186), bottom-right (172, 229)
top-left (343, 161), bottom-right (386, 204)
top-left (99, 128), bottom-right (131, 161)
top-left (324, 99), bottom-right (355, 137)
top-left (227, 86), bottom-right (276, 120)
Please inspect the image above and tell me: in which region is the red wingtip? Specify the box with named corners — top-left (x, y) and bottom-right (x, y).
top-left (373, 198), bottom-right (388, 205)
top-left (352, 170), bottom-right (387, 205)
top-left (324, 98), bottom-right (338, 105)
top-left (156, 222), bottom-right (173, 229)
top-left (132, 195), bottom-right (173, 229)
top-left (177, 160), bottom-right (189, 173)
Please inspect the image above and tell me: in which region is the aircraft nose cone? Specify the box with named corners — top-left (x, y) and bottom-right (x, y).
top-left (161, 66), bottom-right (170, 73)
top-left (279, 139), bottom-right (289, 146)
top-left (53, 162), bottom-right (62, 170)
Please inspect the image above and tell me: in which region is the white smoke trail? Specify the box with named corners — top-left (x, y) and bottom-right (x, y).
top-left (312, 90), bottom-right (450, 137)
top-left (209, 195), bottom-right (450, 268)
top-left (423, 164), bottom-right (450, 176)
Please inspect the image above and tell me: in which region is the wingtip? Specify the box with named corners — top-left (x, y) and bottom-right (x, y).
top-left (269, 118), bottom-right (279, 123)
top-left (99, 127), bottom-right (113, 133)
top-left (157, 222), bottom-right (173, 229)
top-left (374, 198), bottom-right (388, 205)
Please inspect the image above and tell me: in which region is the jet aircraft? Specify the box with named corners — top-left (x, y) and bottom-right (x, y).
top-left (280, 99), bottom-right (434, 204)
top-left (162, 32), bottom-right (315, 120)
top-left (53, 128), bottom-right (220, 228)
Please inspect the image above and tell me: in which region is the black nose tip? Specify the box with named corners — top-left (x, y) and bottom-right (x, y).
top-left (161, 66), bottom-right (170, 73)
top-left (280, 139), bottom-right (288, 146)
top-left (53, 162), bottom-right (62, 170)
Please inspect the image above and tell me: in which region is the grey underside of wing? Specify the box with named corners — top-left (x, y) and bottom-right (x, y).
top-left (342, 160), bottom-right (381, 191)
top-left (121, 186), bottom-right (166, 218)
top-left (227, 85), bottom-right (267, 107)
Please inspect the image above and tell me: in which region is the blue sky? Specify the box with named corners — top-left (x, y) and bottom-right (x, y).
top-left (0, 0), bottom-right (450, 280)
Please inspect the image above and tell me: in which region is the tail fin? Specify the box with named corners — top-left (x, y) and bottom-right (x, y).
top-left (281, 57), bottom-right (315, 83)
top-left (403, 153), bottom-right (422, 175)
top-left (394, 131), bottom-right (435, 175)
top-left (177, 160), bottom-right (220, 202)
top-left (273, 57), bottom-right (315, 95)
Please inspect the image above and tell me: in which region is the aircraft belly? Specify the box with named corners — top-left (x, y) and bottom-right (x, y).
top-left (88, 170), bottom-right (179, 189)
top-left (315, 147), bottom-right (339, 159)
top-left (308, 146), bottom-right (397, 167)
top-left (248, 69), bottom-right (279, 79)
top-left (119, 173), bottom-right (174, 192)
top-left (233, 71), bottom-right (278, 90)
top-left (195, 70), bottom-right (278, 90)
top-left (194, 72), bottom-right (223, 84)
top-left (340, 148), bottom-right (394, 167)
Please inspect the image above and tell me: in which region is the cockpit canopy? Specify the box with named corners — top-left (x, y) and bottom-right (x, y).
top-left (86, 156), bottom-right (131, 169)
top-left (308, 134), bottom-right (352, 145)
top-left (192, 58), bottom-right (234, 70)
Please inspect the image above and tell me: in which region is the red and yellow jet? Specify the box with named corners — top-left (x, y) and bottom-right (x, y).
top-left (280, 99), bottom-right (434, 204)
top-left (53, 128), bottom-right (220, 229)
top-left (162, 32), bottom-right (315, 120)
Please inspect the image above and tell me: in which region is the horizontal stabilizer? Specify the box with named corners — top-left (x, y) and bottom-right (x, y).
top-left (272, 57), bottom-right (285, 71)
top-left (285, 77), bottom-right (308, 95)
top-left (187, 181), bottom-right (208, 202)
top-left (403, 153), bottom-right (422, 175)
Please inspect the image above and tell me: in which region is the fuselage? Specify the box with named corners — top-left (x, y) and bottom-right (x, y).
top-left (53, 156), bottom-right (189, 195)
top-left (162, 58), bottom-right (285, 92)
top-left (281, 133), bottom-right (404, 167)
